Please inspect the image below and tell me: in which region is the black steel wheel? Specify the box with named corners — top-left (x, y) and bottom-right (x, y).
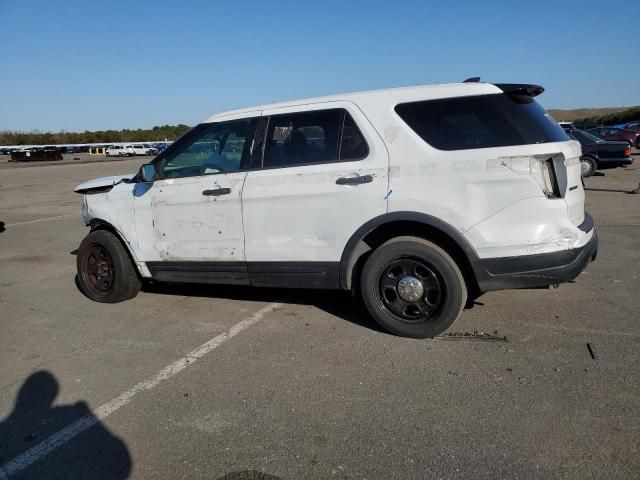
top-left (361, 236), bottom-right (466, 338)
top-left (77, 230), bottom-right (141, 303)
top-left (83, 245), bottom-right (115, 294)
top-left (378, 257), bottom-right (444, 321)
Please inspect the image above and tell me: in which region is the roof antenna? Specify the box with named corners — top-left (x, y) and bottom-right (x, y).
top-left (463, 77), bottom-right (481, 83)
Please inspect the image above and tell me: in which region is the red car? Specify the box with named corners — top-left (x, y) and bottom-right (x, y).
top-left (587, 127), bottom-right (640, 148)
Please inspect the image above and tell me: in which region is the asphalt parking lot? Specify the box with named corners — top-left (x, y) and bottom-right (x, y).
top-left (1, 154), bottom-right (639, 479)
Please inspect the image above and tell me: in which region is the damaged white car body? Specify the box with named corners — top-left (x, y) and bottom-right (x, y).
top-left (74, 81), bottom-right (598, 338)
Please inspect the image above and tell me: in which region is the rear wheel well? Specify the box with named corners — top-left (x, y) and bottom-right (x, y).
top-left (582, 153), bottom-right (599, 165)
top-left (345, 220), bottom-right (479, 297)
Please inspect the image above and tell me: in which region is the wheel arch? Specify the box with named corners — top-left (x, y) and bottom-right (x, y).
top-left (87, 218), bottom-right (145, 275)
top-left (339, 212), bottom-right (480, 293)
top-left (582, 153), bottom-right (599, 164)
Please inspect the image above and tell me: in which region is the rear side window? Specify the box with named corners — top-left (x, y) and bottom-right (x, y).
top-left (263, 109), bottom-right (368, 168)
top-left (395, 93), bottom-right (568, 151)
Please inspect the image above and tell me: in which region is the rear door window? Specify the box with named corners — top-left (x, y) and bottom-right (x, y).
top-left (262, 109), bottom-right (368, 168)
top-left (395, 93), bottom-right (569, 151)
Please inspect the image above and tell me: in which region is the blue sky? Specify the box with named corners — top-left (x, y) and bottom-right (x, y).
top-left (1, 0), bottom-right (638, 132)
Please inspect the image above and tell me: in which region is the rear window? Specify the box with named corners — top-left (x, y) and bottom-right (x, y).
top-left (395, 93), bottom-right (569, 151)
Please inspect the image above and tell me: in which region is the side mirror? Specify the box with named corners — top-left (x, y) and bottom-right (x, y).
top-left (139, 163), bottom-right (157, 183)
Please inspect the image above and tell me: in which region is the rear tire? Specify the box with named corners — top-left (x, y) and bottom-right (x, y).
top-left (77, 230), bottom-right (141, 303)
top-left (360, 236), bottom-right (466, 338)
top-left (580, 156), bottom-right (597, 177)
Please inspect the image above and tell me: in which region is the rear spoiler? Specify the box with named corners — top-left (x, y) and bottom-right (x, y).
top-left (494, 83), bottom-right (544, 97)
top-left (463, 77), bottom-right (544, 98)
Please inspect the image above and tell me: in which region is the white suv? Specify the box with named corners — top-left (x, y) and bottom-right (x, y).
top-left (130, 144), bottom-right (159, 156)
top-left (74, 82), bottom-right (598, 338)
top-left (106, 145), bottom-right (132, 157)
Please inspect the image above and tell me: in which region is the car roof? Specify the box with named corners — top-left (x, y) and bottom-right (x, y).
top-left (204, 82), bottom-right (503, 122)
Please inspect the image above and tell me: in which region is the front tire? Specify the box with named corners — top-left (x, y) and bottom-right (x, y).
top-left (360, 236), bottom-right (466, 338)
top-left (77, 230), bottom-right (141, 303)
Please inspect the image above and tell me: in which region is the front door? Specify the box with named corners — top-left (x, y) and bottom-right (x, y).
top-left (133, 116), bottom-right (259, 281)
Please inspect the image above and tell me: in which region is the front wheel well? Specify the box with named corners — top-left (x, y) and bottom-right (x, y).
top-left (87, 219), bottom-right (142, 278)
top-left (343, 220), bottom-right (479, 298)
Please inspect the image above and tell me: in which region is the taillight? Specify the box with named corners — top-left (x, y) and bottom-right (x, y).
top-left (501, 155), bottom-right (563, 198)
top-left (624, 148), bottom-right (631, 157)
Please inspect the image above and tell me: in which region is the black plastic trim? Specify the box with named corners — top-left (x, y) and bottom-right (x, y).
top-left (339, 212), bottom-right (479, 290)
top-left (146, 261), bottom-right (249, 285)
top-left (248, 262), bottom-right (339, 289)
top-left (473, 230), bottom-right (598, 292)
top-left (578, 212), bottom-right (594, 233)
top-left (146, 261), bottom-right (340, 289)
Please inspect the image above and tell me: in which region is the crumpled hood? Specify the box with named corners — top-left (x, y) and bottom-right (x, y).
top-left (74, 173), bottom-right (135, 194)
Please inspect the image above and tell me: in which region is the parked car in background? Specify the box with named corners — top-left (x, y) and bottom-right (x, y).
top-left (568, 129), bottom-right (633, 176)
top-left (106, 145), bottom-right (133, 157)
top-left (130, 144), bottom-right (159, 156)
top-left (587, 127), bottom-right (640, 148)
top-left (620, 121), bottom-right (640, 132)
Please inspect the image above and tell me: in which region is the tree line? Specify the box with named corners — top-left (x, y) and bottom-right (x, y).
top-left (0, 124), bottom-right (191, 145)
top-left (3, 106), bottom-right (639, 146)
top-left (574, 106), bottom-right (640, 128)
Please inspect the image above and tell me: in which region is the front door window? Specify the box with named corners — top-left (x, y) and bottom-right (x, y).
top-left (155, 120), bottom-right (254, 179)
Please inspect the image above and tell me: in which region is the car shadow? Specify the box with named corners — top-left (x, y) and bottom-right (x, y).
top-left (0, 371), bottom-right (131, 479)
top-left (585, 187), bottom-right (637, 194)
top-left (215, 472), bottom-right (283, 480)
top-left (0, 221), bottom-right (5, 233)
top-left (141, 281), bottom-right (387, 334)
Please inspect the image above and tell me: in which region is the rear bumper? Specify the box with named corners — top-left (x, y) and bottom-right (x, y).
top-left (473, 213), bottom-right (598, 292)
top-left (598, 157), bottom-right (633, 166)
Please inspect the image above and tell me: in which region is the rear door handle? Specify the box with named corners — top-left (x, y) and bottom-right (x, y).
top-left (202, 187), bottom-right (231, 196)
top-left (336, 174), bottom-right (373, 185)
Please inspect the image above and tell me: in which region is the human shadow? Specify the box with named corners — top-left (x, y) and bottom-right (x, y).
top-left (143, 282), bottom-right (386, 334)
top-left (0, 371), bottom-right (131, 479)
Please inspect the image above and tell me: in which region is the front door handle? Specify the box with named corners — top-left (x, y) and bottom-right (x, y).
top-left (336, 174), bottom-right (373, 185)
top-left (202, 187), bottom-right (231, 196)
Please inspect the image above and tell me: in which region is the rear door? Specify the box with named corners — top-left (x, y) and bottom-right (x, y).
top-left (241, 102), bottom-right (388, 287)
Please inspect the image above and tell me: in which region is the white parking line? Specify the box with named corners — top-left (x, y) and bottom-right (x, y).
top-left (5, 214), bottom-right (78, 227)
top-left (0, 302), bottom-right (282, 479)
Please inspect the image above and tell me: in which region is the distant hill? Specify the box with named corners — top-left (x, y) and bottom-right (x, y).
top-left (548, 107), bottom-right (631, 122)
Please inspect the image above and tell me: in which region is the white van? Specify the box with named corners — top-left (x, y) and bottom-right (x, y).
top-left (74, 82), bottom-right (597, 338)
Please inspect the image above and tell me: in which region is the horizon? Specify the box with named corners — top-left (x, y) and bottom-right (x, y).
top-left (1, 0), bottom-right (638, 132)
